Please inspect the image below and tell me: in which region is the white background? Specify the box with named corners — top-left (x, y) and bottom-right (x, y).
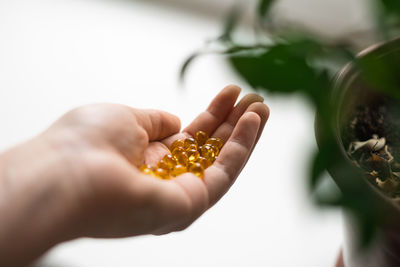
top-left (0, 0), bottom-right (372, 266)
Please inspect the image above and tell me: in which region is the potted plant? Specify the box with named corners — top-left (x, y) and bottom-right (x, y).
top-left (326, 37), bottom-right (400, 267)
top-left (182, 0), bottom-right (400, 266)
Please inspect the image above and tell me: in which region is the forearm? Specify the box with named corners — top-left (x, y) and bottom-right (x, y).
top-left (0, 136), bottom-right (80, 266)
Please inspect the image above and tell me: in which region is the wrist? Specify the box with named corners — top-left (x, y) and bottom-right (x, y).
top-left (0, 133), bottom-right (84, 266)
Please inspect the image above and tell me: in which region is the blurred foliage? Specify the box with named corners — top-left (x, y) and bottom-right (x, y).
top-left (380, 0), bottom-right (400, 16)
top-left (182, 0), bottom-right (400, 247)
top-left (258, 0), bottom-right (275, 18)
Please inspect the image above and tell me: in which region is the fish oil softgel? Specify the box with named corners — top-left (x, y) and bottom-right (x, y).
top-left (140, 131), bottom-right (223, 180)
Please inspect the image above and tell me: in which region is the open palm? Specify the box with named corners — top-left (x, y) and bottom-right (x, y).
top-left (50, 85), bottom-right (269, 239)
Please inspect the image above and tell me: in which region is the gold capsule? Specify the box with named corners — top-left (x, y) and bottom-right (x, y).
top-left (206, 137), bottom-right (223, 150)
top-left (197, 156), bottom-right (211, 169)
top-left (155, 168), bottom-right (170, 180)
top-left (201, 145), bottom-right (216, 162)
top-left (171, 164), bottom-right (186, 177)
top-left (163, 154), bottom-right (177, 169)
top-left (188, 162), bottom-right (204, 178)
top-left (140, 164), bottom-right (156, 176)
top-left (157, 160), bottom-right (170, 170)
top-left (195, 131), bottom-right (209, 146)
top-left (174, 151), bottom-right (189, 166)
top-left (185, 144), bottom-right (197, 151)
top-left (172, 147), bottom-right (185, 156)
top-left (170, 139), bottom-right (184, 152)
top-left (210, 145), bottom-right (220, 156)
top-left (145, 135), bottom-right (223, 180)
top-left (186, 149), bottom-right (200, 162)
top-left (184, 137), bottom-right (197, 149)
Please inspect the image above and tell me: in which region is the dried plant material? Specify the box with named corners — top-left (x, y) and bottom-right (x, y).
top-left (347, 134), bottom-right (400, 196)
top-left (348, 135), bottom-right (386, 154)
top-left (383, 145), bottom-right (394, 163)
top-left (345, 100), bottom-right (400, 198)
top-left (376, 177), bottom-right (400, 194)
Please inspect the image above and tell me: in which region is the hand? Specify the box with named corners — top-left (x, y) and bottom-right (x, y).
top-left (0, 85), bottom-right (269, 266)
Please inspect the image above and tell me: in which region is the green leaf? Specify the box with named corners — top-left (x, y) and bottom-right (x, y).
top-left (218, 6), bottom-right (242, 42)
top-left (310, 148), bottom-right (331, 189)
top-left (358, 217), bottom-right (378, 248)
top-left (340, 192), bottom-right (380, 248)
top-left (379, 0), bottom-right (400, 15)
top-left (258, 0), bottom-right (275, 18)
top-left (180, 52), bottom-right (200, 82)
top-left (228, 40), bottom-right (324, 98)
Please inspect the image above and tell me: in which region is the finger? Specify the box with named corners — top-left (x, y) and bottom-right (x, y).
top-left (161, 91), bottom-right (264, 150)
top-left (237, 102), bottom-right (270, 169)
top-left (182, 85), bottom-right (241, 137)
top-left (207, 103), bottom-right (269, 174)
top-left (211, 93), bottom-right (264, 143)
top-left (204, 112), bottom-right (261, 206)
top-left (134, 109), bottom-right (181, 141)
top-left (241, 102), bottom-right (270, 146)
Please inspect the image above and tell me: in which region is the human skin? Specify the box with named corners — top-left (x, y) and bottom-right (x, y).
top-left (0, 85), bottom-right (269, 266)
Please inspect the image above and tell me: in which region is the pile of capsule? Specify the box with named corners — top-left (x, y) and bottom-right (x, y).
top-left (140, 131), bottom-right (223, 179)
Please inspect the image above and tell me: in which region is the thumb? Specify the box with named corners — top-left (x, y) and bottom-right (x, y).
top-left (133, 109), bottom-right (181, 141)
